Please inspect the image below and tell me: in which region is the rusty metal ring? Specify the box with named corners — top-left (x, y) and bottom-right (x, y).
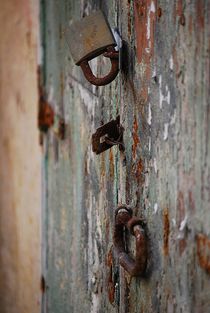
top-left (114, 209), bottom-right (147, 277)
top-left (79, 46), bottom-right (119, 86)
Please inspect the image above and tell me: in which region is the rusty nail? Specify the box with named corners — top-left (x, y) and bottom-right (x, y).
top-left (80, 47), bottom-right (119, 86)
top-left (113, 206), bottom-right (147, 277)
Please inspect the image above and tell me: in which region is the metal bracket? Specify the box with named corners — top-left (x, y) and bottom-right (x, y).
top-left (113, 205), bottom-right (147, 277)
top-left (92, 116), bottom-right (124, 155)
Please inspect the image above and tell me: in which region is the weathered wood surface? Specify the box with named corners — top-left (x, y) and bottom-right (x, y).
top-left (42, 0), bottom-right (210, 312)
top-left (0, 2), bottom-right (41, 313)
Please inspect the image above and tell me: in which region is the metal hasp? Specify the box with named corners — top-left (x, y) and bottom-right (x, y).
top-left (65, 11), bottom-right (119, 86)
top-left (92, 116), bottom-right (124, 155)
top-left (113, 206), bottom-right (147, 277)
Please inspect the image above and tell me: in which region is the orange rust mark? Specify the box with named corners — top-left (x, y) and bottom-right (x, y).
top-left (105, 218), bottom-right (110, 243)
top-left (132, 116), bottom-right (140, 159)
top-left (100, 152), bottom-right (106, 177)
top-left (163, 208), bottom-right (170, 256)
top-left (37, 67), bottom-right (54, 133)
top-left (196, 0), bottom-right (205, 29)
top-left (135, 158), bottom-right (144, 184)
top-left (108, 278), bottom-right (115, 305)
top-left (38, 98), bottom-right (54, 132)
top-left (106, 248), bottom-right (115, 305)
top-left (134, 0), bottom-right (156, 101)
top-left (188, 15), bottom-right (193, 34)
top-left (109, 149), bottom-right (114, 178)
top-left (134, 0), bottom-right (156, 64)
top-left (176, 0), bottom-right (183, 17)
top-left (106, 248), bottom-right (113, 267)
top-left (197, 233), bottom-right (210, 275)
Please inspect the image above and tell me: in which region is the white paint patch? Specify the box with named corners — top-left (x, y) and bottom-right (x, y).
top-left (159, 75), bottom-right (164, 109)
top-left (177, 215), bottom-right (188, 239)
top-left (154, 158), bottom-right (158, 174)
top-left (154, 203), bottom-right (158, 214)
top-left (148, 137), bottom-right (151, 151)
top-left (159, 75), bottom-right (171, 108)
top-left (179, 215), bottom-right (188, 232)
top-left (48, 85), bottom-right (54, 104)
top-left (169, 55), bottom-right (174, 70)
top-left (152, 66), bottom-right (156, 78)
top-left (112, 28), bottom-right (122, 49)
top-left (147, 103), bottom-right (152, 125)
top-left (170, 110), bottom-right (176, 125)
top-left (172, 218), bottom-right (176, 227)
top-left (146, 15), bottom-right (151, 41)
top-left (163, 123), bottom-right (169, 140)
top-left (146, 2), bottom-right (155, 49)
top-left (151, 1), bottom-right (156, 13)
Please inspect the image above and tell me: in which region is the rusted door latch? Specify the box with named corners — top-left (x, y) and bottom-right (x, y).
top-left (113, 205), bottom-right (147, 277)
top-left (65, 10), bottom-right (119, 86)
top-left (92, 116), bottom-right (124, 154)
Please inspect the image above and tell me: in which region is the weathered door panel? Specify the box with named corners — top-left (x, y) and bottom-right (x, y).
top-left (41, 0), bottom-right (210, 312)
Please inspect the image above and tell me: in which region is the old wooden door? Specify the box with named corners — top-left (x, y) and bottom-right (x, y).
top-left (41, 1), bottom-right (210, 312)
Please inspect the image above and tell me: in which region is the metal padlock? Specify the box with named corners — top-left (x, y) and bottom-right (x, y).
top-left (65, 11), bottom-right (119, 86)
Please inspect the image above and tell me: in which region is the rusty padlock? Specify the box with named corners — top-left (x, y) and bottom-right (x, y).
top-left (65, 11), bottom-right (119, 86)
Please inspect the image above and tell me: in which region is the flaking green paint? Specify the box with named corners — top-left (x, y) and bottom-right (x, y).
top-left (41, 1), bottom-right (210, 312)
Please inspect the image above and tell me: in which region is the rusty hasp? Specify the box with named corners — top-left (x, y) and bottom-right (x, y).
top-left (92, 116), bottom-right (124, 155)
top-left (65, 10), bottom-right (119, 86)
top-left (113, 205), bottom-right (147, 277)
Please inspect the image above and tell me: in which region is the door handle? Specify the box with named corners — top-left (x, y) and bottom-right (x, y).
top-left (113, 206), bottom-right (147, 277)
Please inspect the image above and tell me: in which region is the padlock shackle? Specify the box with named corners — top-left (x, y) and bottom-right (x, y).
top-left (79, 46), bottom-right (119, 86)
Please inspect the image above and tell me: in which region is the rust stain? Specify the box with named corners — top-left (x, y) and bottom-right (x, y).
top-left (163, 208), bottom-right (170, 256)
top-left (109, 149), bottom-right (114, 178)
top-left (132, 116), bottom-right (140, 159)
top-left (197, 233), bottom-right (210, 275)
top-left (37, 67), bottom-right (54, 133)
top-left (176, 0), bottom-right (183, 17)
top-left (188, 15), bottom-right (193, 34)
top-left (106, 248), bottom-right (113, 267)
top-left (179, 13), bottom-right (185, 26)
top-left (106, 248), bottom-right (115, 305)
top-left (105, 218), bottom-right (110, 243)
top-left (135, 158), bottom-right (144, 184)
top-left (196, 0), bottom-right (205, 29)
top-left (100, 152), bottom-right (106, 177)
top-left (134, 0), bottom-right (156, 63)
top-left (134, 0), bottom-right (156, 101)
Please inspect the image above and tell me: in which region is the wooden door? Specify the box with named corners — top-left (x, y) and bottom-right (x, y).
top-left (41, 1), bottom-right (210, 312)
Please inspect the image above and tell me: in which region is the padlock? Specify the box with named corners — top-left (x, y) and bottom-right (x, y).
top-left (65, 11), bottom-right (119, 86)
